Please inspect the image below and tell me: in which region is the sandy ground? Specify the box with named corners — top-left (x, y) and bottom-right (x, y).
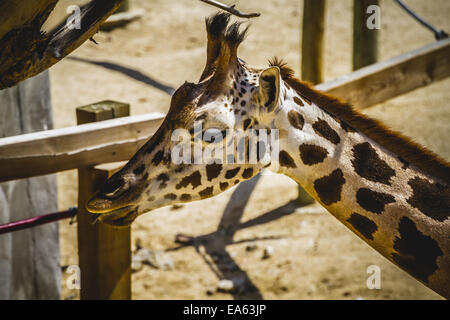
top-left (49, 0), bottom-right (450, 299)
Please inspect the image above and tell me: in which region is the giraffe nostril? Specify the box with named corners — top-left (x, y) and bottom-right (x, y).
top-left (99, 177), bottom-right (125, 196)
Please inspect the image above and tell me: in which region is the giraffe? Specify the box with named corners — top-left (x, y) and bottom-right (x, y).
top-left (86, 13), bottom-right (450, 298)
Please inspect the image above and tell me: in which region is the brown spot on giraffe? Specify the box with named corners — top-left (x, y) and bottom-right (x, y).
top-left (299, 143), bottom-right (328, 166)
top-left (356, 188), bottom-right (395, 214)
top-left (225, 167), bottom-right (240, 179)
top-left (242, 168), bottom-right (253, 179)
top-left (299, 93), bottom-right (312, 105)
top-left (157, 173), bottom-right (170, 190)
top-left (392, 216), bottom-right (443, 283)
top-left (199, 186), bottom-right (214, 199)
top-left (351, 142), bottom-right (396, 185)
top-left (314, 169), bottom-right (346, 205)
top-left (347, 213), bottom-right (378, 240)
top-left (312, 119), bottom-right (341, 145)
top-left (146, 143), bottom-right (157, 155)
top-left (176, 171), bottom-right (202, 190)
top-left (152, 150), bottom-right (165, 166)
top-left (279, 150), bottom-right (297, 168)
top-left (175, 166), bottom-right (184, 173)
top-left (243, 118), bottom-right (252, 130)
top-left (206, 163), bottom-right (223, 181)
top-left (406, 177), bottom-right (450, 222)
top-left (219, 182), bottom-right (229, 191)
top-left (293, 96), bottom-right (304, 107)
top-left (287, 110), bottom-right (304, 130)
top-left (180, 194), bottom-right (192, 201)
top-left (144, 126), bottom-right (166, 155)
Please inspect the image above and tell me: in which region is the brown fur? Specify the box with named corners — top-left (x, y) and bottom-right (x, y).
top-left (269, 57), bottom-right (450, 184)
top-left (314, 168), bottom-right (346, 206)
top-left (287, 110), bottom-right (305, 130)
top-left (346, 213), bottom-right (378, 241)
top-left (199, 12), bottom-right (231, 82)
top-left (299, 143), bottom-right (329, 166)
top-left (201, 12), bottom-right (248, 95)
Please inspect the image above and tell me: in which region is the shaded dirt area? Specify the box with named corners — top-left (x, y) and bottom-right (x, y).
top-left (52, 0), bottom-right (449, 299)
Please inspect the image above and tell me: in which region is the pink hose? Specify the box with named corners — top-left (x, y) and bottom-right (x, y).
top-left (0, 207), bottom-right (77, 235)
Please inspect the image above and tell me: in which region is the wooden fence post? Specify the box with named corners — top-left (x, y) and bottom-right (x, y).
top-left (301, 0), bottom-right (326, 84)
top-left (353, 0), bottom-right (379, 70)
top-left (76, 100), bottom-right (132, 300)
top-left (299, 0), bottom-right (326, 204)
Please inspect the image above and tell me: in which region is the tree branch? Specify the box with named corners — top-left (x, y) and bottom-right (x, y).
top-left (0, 0), bottom-right (259, 90)
top-left (199, 0), bottom-right (260, 18)
top-left (0, 0), bottom-right (125, 89)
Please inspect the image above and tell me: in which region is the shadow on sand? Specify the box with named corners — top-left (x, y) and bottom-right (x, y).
top-left (168, 173), bottom-right (312, 299)
top-left (68, 56), bottom-right (176, 95)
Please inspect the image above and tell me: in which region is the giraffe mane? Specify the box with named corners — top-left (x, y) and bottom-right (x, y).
top-left (269, 57), bottom-right (450, 184)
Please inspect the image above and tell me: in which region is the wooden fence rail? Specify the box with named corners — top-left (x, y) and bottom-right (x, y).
top-left (318, 37), bottom-right (450, 108)
top-left (0, 112), bottom-right (164, 182)
top-left (0, 38), bottom-right (449, 184)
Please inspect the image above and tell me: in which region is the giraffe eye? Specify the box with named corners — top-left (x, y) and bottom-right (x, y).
top-left (203, 128), bottom-right (225, 144)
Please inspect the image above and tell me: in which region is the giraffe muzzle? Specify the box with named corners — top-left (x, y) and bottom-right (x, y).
top-left (94, 205), bottom-right (138, 228)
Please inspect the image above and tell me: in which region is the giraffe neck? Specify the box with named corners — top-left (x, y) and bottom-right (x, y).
top-left (272, 81), bottom-right (450, 298)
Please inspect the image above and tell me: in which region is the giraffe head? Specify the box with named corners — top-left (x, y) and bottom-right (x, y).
top-left (86, 13), bottom-right (285, 226)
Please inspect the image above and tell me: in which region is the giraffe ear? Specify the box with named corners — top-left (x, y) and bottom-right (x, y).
top-left (258, 66), bottom-right (280, 112)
